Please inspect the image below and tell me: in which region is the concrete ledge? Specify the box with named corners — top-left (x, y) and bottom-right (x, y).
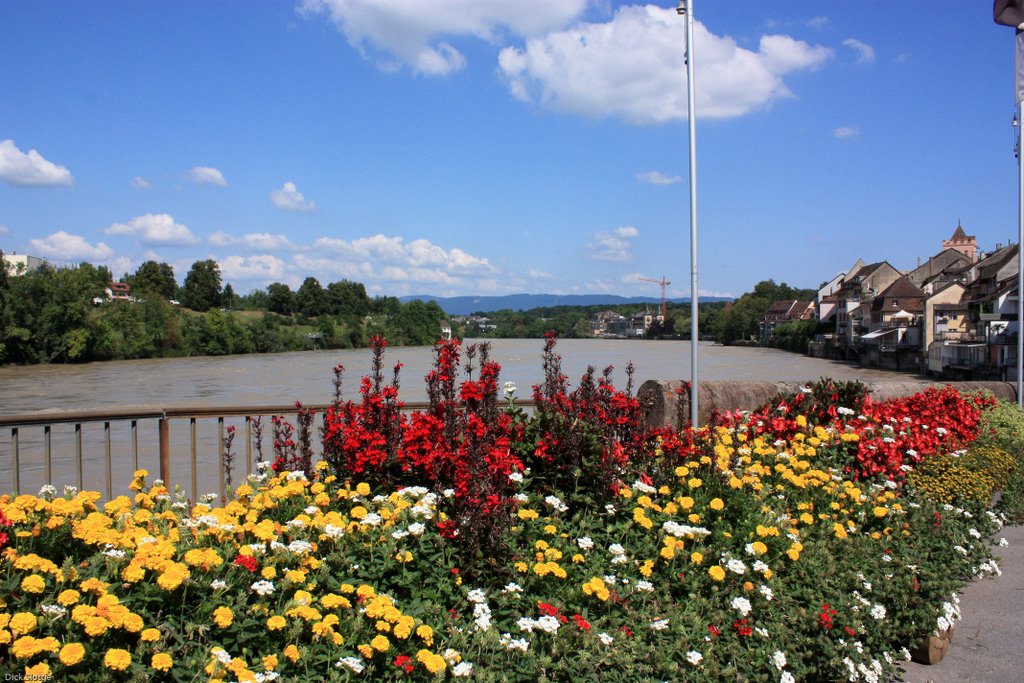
top-left (637, 379), bottom-right (1018, 428)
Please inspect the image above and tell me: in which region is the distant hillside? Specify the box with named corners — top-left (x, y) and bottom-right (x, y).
top-left (399, 293), bottom-right (731, 316)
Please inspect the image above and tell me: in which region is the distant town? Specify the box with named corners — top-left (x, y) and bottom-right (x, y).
top-left (1, 223), bottom-right (1020, 380)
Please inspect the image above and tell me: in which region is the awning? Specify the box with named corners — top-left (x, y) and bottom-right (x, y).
top-left (860, 328), bottom-right (898, 340)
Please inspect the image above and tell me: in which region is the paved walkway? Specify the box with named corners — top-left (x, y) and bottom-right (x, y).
top-left (901, 523), bottom-right (1024, 683)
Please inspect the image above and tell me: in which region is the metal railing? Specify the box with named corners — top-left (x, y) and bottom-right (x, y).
top-left (1, 400), bottom-right (535, 505)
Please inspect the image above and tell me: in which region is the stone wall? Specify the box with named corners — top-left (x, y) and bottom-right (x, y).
top-left (637, 379), bottom-right (1018, 429)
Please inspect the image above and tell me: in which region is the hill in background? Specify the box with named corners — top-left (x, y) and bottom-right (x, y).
top-left (400, 293), bottom-right (731, 316)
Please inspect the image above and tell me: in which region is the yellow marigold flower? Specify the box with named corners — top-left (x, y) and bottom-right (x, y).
top-left (708, 565), bottom-right (726, 581)
top-left (122, 563), bottom-right (146, 583)
top-left (356, 482), bottom-right (371, 496)
top-left (416, 624), bottom-right (434, 646)
top-left (321, 594), bottom-right (351, 610)
top-left (678, 496), bottom-right (694, 510)
top-left (688, 513), bottom-right (701, 524)
top-left (357, 644), bottom-right (374, 658)
top-left (59, 642), bottom-right (86, 666)
top-left (20, 575), bottom-right (45, 594)
top-left (263, 654), bottom-right (278, 671)
top-left (25, 663), bottom-right (51, 677)
top-left (80, 577), bottom-right (109, 595)
top-left (688, 478), bottom-right (702, 489)
top-left (152, 652), bottom-right (173, 672)
top-left (123, 612), bottom-right (144, 633)
top-left (393, 615), bottom-right (415, 639)
top-left (283, 645), bottom-right (300, 662)
top-left (873, 506), bottom-right (889, 518)
top-left (799, 512), bottom-right (814, 525)
top-left (658, 485), bottom-right (671, 495)
top-left (675, 465), bottom-right (690, 477)
top-left (514, 561), bottom-right (528, 573)
top-left (9, 613), bottom-right (36, 636)
top-left (709, 498), bottom-right (724, 511)
top-left (517, 509), bottom-right (538, 520)
top-left (141, 627), bottom-right (161, 642)
top-left (267, 615), bottom-right (287, 631)
top-left (214, 607), bottom-right (234, 628)
top-left (371, 634), bottom-right (390, 652)
top-left (639, 559), bottom-right (655, 577)
top-left (750, 541), bottom-right (768, 555)
top-left (833, 523), bottom-right (849, 539)
top-left (691, 552), bottom-right (703, 564)
top-left (286, 569), bottom-right (307, 583)
top-left (261, 566), bottom-right (277, 580)
top-left (104, 648), bottom-right (132, 671)
top-left (786, 548), bottom-right (801, 561)
top-left (416, 649), bottom-right (447, 674)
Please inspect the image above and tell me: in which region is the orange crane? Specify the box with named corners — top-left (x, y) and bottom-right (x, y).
top-left (639, 276), bottom-right (671, 320)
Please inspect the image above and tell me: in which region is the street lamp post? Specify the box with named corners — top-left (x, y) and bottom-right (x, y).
top-left (677, 0), bottom-right (699, 426)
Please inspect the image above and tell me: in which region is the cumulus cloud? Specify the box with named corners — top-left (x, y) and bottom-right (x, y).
top-left (219, 254), bottom-right (287, 281)
top-left (270, 181), bottom-right (316, 212)
top-left (0, 139), bottom-right (74, 187)
top-left (313, 233), bottom-right (496, 275)
top-left (104, 213), bottom-right (199, 246)
top-left (586, 226), bottom-right (639, 262)
top-left (636, 170), bottom-right (682, 185)
top-left (300, 0), bottom-right (586, 75)
top-left (842, 38), bottom-right (875, 64)
top-left (833, 125), bottom-right (859, 139)
top-left (208, 231), bottom-right (299, 251)
top-left (190, 166), bottom-right (228, 187)
top-left (499, 5), bottom-right (831, 124)
top-left (29, 231), bottom-right (113, 260)
top-left (132, 176), bottom-right (152, 189)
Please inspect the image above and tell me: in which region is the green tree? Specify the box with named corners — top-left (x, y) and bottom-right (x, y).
top-left (129, 260), bottom-right (177, 299)
top-left (267, 283), bottom-right (295, 315)
top-left (295, 277), bottom-right (328, 318)
top-left (222, 283), bottom-right (237, 310)
top-left (326, 279), bottom-right (371, 318)
top-left (180, 260), bottom-right (222, 312)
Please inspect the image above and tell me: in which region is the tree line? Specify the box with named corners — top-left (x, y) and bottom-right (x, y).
top-left (0, 254), bottom-right (447, 365)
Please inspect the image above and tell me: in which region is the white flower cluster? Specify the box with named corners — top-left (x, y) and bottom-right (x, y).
top-left (576, 536), bottom-right (594, 550)
top-left (662, 521), bottom-right (711, 538)
top-left (544, 495), bottom-right (568, 512)
top-left (731, 596), bottom-right (752, 616)
top-left (250, 580), bottom-right (274, 596)
top-left (608, 543), bottom-right (628, 565)
top-left (500, 633), bottom-right (531, 651)
top-left (336, 656), bottom-right (364, 673)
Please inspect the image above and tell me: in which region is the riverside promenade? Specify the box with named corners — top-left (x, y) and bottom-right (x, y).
top-left (901, 523), bottom-right (1024, 683)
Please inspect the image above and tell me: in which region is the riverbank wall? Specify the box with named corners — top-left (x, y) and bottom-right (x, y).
top-left (638, 379), bottom-right (1018, 428)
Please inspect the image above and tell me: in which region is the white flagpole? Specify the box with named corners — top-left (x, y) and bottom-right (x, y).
top-left (678, 0), bottom-right (699, 427)
top-left (1017, 96), bottom-right (1023, 406)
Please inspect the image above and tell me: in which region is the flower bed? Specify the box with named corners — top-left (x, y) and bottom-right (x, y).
top-left (0, 338), bottom-right (1014, 681)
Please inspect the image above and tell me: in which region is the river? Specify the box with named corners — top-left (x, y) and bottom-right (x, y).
top-left (0, 339), bottom-right (914, 498)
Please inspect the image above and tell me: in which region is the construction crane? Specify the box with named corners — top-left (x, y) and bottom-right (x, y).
top-left (639, 276), bottom-right (671, 320)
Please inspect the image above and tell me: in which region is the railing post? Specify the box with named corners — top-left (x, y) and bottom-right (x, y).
top-left (159, 416), bottom-right (170, 485)
top-left (11, 427), bottom-right (19, 494)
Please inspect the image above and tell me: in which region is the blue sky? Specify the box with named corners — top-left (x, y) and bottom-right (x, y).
top-left (0, 1), bottom-right (1019, 300)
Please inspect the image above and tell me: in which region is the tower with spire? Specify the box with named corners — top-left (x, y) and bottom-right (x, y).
top-left (941, 221), bottom-right (978, 261)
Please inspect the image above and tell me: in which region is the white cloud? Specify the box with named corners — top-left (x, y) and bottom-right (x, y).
top-left (219, 254), bottom-right (287, 281)
top-left (833, 125), bottom-right (859, 139)
top-left (104, 213), bottom-right (199, 246)
top-left (313, 233), bottom-right (496, 274)
top-left (842, 38), bottom-right (875, 64)
top-left (636, 170), bottom-right (682, 185)
top-left (527, 267), bottom-right (554, 280)
top-left (269, 181), bottom-right (316, 212)
top-left (301, 0), bottom-right (586, 75)
top-left (499, 5), bottom-right (831, 124)
top-left (0, 139), bottom-right (74, 187)
top-left (586, 226), bottom-right (639, 262)
top-left (132, 176), bottom-right (152, 189)
top-left (190, 166), bottom-right (228, 187)
top-left (208, 231), bottom-right (299, 251)
top-left (29, 231), bottom-right (113, 260)
top-left (0, 224), bottom-right (9, 236)
top-left (806, 16), bottom-right (829, 30)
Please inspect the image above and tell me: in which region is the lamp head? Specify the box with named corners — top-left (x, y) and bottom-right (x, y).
top-left (676, 1), bottom-right (687, 15)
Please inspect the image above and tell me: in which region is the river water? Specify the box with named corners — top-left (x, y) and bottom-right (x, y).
top-left (0, 339), bottom-right (913, 498)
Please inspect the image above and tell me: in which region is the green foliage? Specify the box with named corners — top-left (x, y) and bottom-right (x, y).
top-left (972, 398), bottom-right (1024, 521)
top-left (266, 282), bottom-right (295, 315)
top-left (180, 259), bottom-right (223, 312)
top-left (295, 277), bottom-right (329, 318)
top-left (128, 260), bottom-right (177, 299)
top-left (710, 279), bottom-right (816, 345)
